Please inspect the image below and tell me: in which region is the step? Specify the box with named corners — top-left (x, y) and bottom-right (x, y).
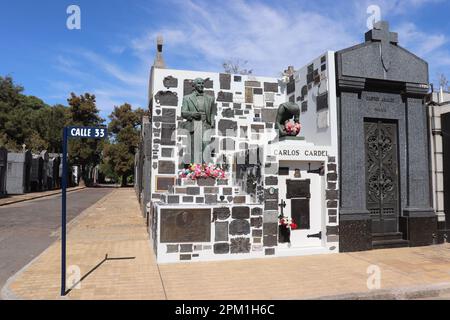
top-left (372, 232), bottom-right (404, 241)
top-left (372, 239), bottom-right (409, 249)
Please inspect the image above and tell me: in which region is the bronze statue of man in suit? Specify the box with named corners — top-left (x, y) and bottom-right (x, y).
top-left (181, 78), bottom-right (216, 164)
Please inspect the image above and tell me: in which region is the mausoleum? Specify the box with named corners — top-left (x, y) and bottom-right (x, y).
top-left (6, 151), bottom-right (32, 195)
top-left (137, 21), bottom-right (436, 263)
top-left (0, 147), bottom-right (7, 196)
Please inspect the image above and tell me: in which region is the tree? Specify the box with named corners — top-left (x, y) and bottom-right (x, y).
top-left (102, 103), bottom-right (146, 186)
top-left (222, 58), bottom-right (253, 75)
top-left (66, 93), bottom-right (105, 185)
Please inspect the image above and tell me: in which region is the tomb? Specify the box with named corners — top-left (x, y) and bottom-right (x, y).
top-left (6, 151), bottom-right (32, 194)
top-left (137, 21), bottom-right (436, 263)
top-left (47, 153), bottom-right (61, 190)
top-left (31, 151), bottom-right (49, 192)
top-left (0, 147), bottom-right (7, 196)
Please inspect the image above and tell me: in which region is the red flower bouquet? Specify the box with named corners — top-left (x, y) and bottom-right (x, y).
top-left (284, 120), bottom-right (301, 136)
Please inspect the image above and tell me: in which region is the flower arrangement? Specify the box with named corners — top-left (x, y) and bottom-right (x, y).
top-left (179, 163), bottom-right (227, 180)
top-left (278, 214), bottom-right (298, 230)
top-left (284, 120), bottom-right (301, 136)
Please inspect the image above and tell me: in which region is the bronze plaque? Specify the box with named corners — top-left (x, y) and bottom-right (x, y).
top-left (286, 179), bottom-right (310, 199)
top-left (156, 176), bottom-right (175, 192)
top-left (160, 208), bottom-right (211, 243)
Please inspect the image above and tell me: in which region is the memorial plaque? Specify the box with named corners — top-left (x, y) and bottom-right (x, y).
top-left (232, 206), bottom-right (250, 219)
top-left (253, 88), bottom-right (263, 95)
top-left (264, 82), bottom-right (278, 92)
top-left (234, 75), bottom-right (242, 82)
top-left (230, 237), bottom-right (251, 253)
top-left (163, 76), bottom-right (178, 88)
top-left (218, 119), bottom-right (238, 136)
top-left (245, 87), bottom-right (253, 103)
top-left (160, 208), bottom-right (211, 243)
top-left (161, 123), bottom-right (176, 145)
top-left (286, 179), bottom-right (310, 199)
top-left (244, 80), bottom-right (261, 87)
top-left (155, 91), bottom-right (178, 106)
top-left (219, 73), bottom-right (231, 90)
top-left (291, 198), bottom-right (310, 229)
top-left (156, 177), bottom-right (175, 192)
top-left (158, 160), bottom-right (175, 174)
top-left (286, 81), bottom-right (295, 95)
top-left (317, 92), bottom-right (328, 111)
top-left (215, 222), bottom-right (229, 241)
top-left (204, 78), bottom-right (213, 88)
top-left (161, 148), bottom-right (173, 158)
top-left (229, 219), bottom-right (250, 235)
top-left (301, 101), bottom-right (308, 113)
top-left (162, 108), bottom-right (176, 123)
top-left (217, 91), bottom-right (233, 102)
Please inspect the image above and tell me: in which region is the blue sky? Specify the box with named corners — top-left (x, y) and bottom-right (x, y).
top-left (1, 0), bottom-right (450, 119)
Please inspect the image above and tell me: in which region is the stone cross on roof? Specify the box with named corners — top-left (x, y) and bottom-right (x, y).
top-left (365, 21), bottom-right (398, 73)
top-left (365, 21), bottom-right (398, 45)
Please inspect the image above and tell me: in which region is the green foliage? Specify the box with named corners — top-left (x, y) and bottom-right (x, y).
top-left (0, 76), bottom-right (67, 152)
top-left (102, 103), bottom-right (146, 186)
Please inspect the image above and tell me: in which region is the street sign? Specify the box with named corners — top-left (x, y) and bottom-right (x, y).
top-left (61, 126), bottom-right (107, 296)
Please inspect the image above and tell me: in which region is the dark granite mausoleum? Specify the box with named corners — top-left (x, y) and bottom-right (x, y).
top-left (336, 21), bottom-right (436, 251)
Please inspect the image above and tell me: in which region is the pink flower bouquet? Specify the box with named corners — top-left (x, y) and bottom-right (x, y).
top-left (179, 163), bottom-right (227, 180)
top-left (284, 120), bottom-right (301, 136)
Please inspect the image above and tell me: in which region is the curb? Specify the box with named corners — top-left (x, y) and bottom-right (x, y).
top-left (309, 282), bottom-right (450, 300)
top-left (0, 187), bottom-right (86, 207)
top-left (1, 189), bottom-right (117, 300)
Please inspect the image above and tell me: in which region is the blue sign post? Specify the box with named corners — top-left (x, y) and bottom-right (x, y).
top-left (61, 126), bottom-right (107, 296)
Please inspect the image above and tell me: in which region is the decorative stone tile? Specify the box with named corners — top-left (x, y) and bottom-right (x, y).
top-left (230, 237), bottom-right (251, 254)
top-left (186, 187), bottom-right (200, 195)
top-left (263, 222), bottom-right (278, 235)
top-left (327, 226), bottom-right (339, 235)
top-left (197, 177), bottom-right (216, 186)
top-left (265, 248), bottom-right (275, 255)
top-left (223, 188), bottom-right (232, 195)
top-left (252, 229), bottom-right (263, 237)
top-left (327, 182), bottom-right (336, 190)
top-left (264, 200), bottom-right (278, 211)
top-left (155, 91), bottom-right (178, 106)
top-left (215, 222), bottom-right (229, 242)
top-left (180, 244), bottom-right (193, 252)
top-left (205, 194), bottom-right (217, 204)
top-left (214, 243), bottom-right (230, 254)
top-left (329, 216), bottom-right (337, 223)
top-left (327, 201), bottom-right (338, 208)
top-left (196, 197), bottom-right (204, 203)
top-left (327, 163), bottom-right (337, 172)
top-left (251, 207), bottom-right (262, 216)
top-left (233, 196), bottom-right (246, 204)
top-left (265, 176), bottom-right (278, 186)
top-left (168, 195), bottom-right (179, 204)
top-left (251, 217), bottom-right (263, 228)
top-left (232, 206), bottom-right (250, 219)
top-left (263, 235), bottom-right (277, 247)
top-left (204, 187), bottom-right (219, 194)
top-left (229, 219), bottom-right (250, 235)
top-left (166, 244), bottom-right (179, 253)
top-left (180, 254), bottom-right (191, 260)
top-left (233, 103), bottom-right (242, 109)
top-left (182, 196), bottom-right (193, 203)
top-left (326, 190), bottom-right (339, 200)
top-left (217, 179), bottom-right (228, 186)
top-left (327, 172), bottom-right (338, 181)
top-left (328, 209), bottom-right (337, 216)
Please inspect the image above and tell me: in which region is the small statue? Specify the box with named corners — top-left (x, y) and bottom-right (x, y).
top-left (180, 78), bottom-right (216, 164)
top-left (275, 102), bottom-right (301, 137)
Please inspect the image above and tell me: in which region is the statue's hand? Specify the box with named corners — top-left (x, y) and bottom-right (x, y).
top-left (192, 112), bottom-right (202, 120)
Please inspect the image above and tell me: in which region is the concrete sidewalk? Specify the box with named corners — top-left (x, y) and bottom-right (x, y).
top-left (0, 186), bottom-right (86, 207)
top-left (3, 188), bottom-right (450, 300)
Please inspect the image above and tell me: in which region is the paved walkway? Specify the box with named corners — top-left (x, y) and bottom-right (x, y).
top-left (3, 188), bottom-right (450, 300)
top-left (0, 186), bottom-right (85, 207)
